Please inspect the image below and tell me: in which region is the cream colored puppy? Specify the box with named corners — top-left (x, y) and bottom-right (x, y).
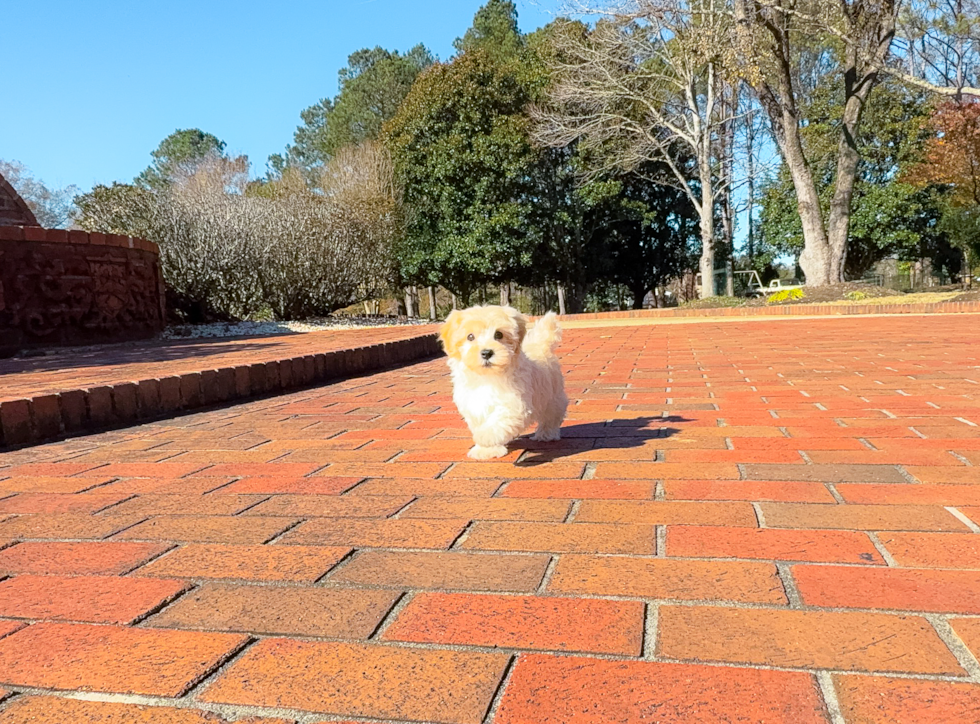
top-left (440, 305), bottom-right (567, 460)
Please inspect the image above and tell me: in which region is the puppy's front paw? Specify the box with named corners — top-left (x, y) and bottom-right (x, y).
top-left (468, 445), bottom-right (509, 460)
top-left (531, 428), bottom-right (561, 442)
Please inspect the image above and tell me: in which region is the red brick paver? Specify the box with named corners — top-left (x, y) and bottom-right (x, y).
top-left (0, 623), bottom-right (245, 696)
top-left (200, 639), bottom-right (509, 724)
top-left (2, 314), bottom-right (980, 721)
top-left (0, 696), bottom-right (291, 723)
top-left (495, 654), bottom-right (829, 723)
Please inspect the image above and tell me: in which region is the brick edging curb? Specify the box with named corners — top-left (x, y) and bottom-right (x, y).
top-left (0, 224), bottom-right (160, 253)
top-left (0, 333), bottom-right (442, 449)
top-left (553, 300), bottom-right (980, 321)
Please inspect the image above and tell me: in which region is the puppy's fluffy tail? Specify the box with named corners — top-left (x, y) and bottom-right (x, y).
top-left (523, 312), bottom-right (562, 362)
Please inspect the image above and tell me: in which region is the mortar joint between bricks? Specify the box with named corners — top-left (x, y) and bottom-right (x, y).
top-left (313, 548), bottom-right (360, 584)
top-left (262, 518), bottom-right (307, 544)
top-left (367, 590), bottom-right (413, 640)
top-left (564, 500), bottom-right (582, 523)
top-left (825, 484), bottom-right (846, 505)
top-left (132, 583), bottom-right (198, 627)
top-left (491, 479), bottom-right (511, 497)
top-left (950, 451), bottom-right (973, 466)
top-left (642, 602), bottom-right (660, 660)
top-left (946, 507), bottom-right (980, 533)
top-left (232, 495), bottom-right (274, 516)
top-left (775, 562), bottom-right (804, 608)
top-left (449, 520), bottom-right (476, 549)
top-left (926, 615), bottom-right (980, 682)
top-left (182, 635), bottom-right (257, 700)
top-left (816, 671), bottom-right (847, 724)
top-left (480, 653), bottom-right (518, 724)
top-left (536, 555), bottom-right (561, 594)
top-left (867, 532), bottom-right (899, 567)
top-left (896, 466), bottom-right (921, 484)
top-left (387, 496), bottom-right (418, 519)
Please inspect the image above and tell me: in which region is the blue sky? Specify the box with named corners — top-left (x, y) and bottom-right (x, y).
top-left (2, 0), bottom-right (561, 193)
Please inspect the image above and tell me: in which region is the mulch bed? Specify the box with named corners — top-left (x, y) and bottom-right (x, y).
top-left (685, 283), bottom-right (898, 309)
top-left (950, 290), bottom-right (980, 303)
top-left (760, 283), bottom-right (896, 305)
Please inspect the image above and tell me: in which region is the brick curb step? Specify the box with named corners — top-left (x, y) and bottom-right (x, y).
top-left (0, 333), bottom-right (441, 450)
top-left (553, 300), bottom-right (980, 322)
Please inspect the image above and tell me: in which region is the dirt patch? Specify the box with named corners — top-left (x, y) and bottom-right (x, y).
top-left (950, 290), bottom-right (980, 303)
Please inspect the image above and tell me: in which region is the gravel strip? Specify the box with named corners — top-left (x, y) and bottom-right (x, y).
top-left (161, 316), bottom-right (433, 340)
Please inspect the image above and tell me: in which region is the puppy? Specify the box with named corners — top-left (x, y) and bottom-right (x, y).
top-left (440, 305), bottom-right (568, 460)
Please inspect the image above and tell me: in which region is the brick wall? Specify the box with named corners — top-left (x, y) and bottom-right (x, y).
top-left (0, 226), bottom-right (166, 354)
top-left (0, 175), bottom-right (39, 227)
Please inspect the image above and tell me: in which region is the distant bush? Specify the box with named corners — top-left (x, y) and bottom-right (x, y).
top-left (76, 144), bottom-right (400, 322)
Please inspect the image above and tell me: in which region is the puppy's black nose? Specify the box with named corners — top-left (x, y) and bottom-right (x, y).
top-left (480, 349), bottom-right (494, 361)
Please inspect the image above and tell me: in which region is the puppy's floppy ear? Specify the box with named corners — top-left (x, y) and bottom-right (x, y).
top-left (504, 306), bottom-right (527, 346)
top-left (439, 309), bottom-right (464, 357)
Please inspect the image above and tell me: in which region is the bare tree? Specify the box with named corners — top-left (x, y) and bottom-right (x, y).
top-left (0, 160), bottom-right (79, 228)
top-left (891, 0), bottom-right (980, 98)
top-left (534, 2), bottom-right (737, 298)
top-left (732, 1), bottom-right (899, 285)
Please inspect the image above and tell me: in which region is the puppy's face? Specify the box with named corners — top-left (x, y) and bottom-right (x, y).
top-left (440, 305), bottom-right (526, 375)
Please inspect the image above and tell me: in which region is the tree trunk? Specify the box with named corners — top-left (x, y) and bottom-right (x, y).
top-left (698, 160), bottom-right (716, 299)
top-left (451, 293), bottom-right (458, 310)
top-left (557, 285), bottom-right (567, 316)
top-left (747, 107), bottom-right (756, 265)
top-left (500, 283), bottom-right (510, 306)
top-left (828, 58), bottom-right (883, 283)
top-left (427, 286), bottom-right (437, 320)
top-left (720, 81), bottom-right (736, 299)
top-left (826, 133), bottom-right (860, 284)
top-left (404, 288), bottom-right (415, 318)
top-left (785, 139), bottom-right (832, 286)
top-left (632, 288), bottom-right (646, 310)
top-left (965, 247), bottom-right (973, 289)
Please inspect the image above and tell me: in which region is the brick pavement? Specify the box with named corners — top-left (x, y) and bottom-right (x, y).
top-left (0, 315), bottom-right (978, 722)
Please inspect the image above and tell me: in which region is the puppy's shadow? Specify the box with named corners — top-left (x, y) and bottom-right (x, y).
top-left (513, 416), bottom-right (691, 465)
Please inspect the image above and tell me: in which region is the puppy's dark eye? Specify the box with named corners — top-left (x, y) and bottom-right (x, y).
top-left (466, 334), bottom-right (475, 341)
top-left (494, 330), bottom-right (503, 340)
